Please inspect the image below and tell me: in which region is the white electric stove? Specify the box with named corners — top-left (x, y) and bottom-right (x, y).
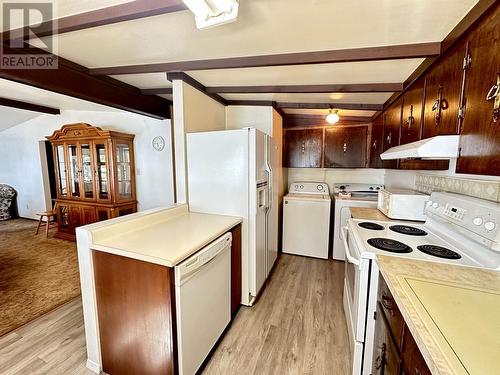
top-left (343, 191), bottom-right (500, 375)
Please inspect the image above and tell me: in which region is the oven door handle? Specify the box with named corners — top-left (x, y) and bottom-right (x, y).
top-left (342, 226), bottom-right (360, 266)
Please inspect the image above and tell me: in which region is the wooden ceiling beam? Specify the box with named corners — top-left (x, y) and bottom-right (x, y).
top-left (225, 100), bottom-right (383, 111)
top-left (0, 97), bottom-right (60, 115)
top-left (275, 102), bottom-right (383, 111)
top-left (225, 100), bottom-right (275, 106)
top-left (166, 72), bottom-right (227, 106)
top-left (89, 42), bottom-right (441, 75)
top-left (3, 0), bottom-right (187, 41)
top-left (206, 83), bottom-right (402, 94)
top-left (0, 45), bottom-right (171, 119)
top-left (141, 88), bottom-right (173, 95)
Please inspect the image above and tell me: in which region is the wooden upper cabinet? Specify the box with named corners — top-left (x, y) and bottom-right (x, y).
top-left (422, 44), bottom-right (465, 138)
top-left (324, 126), bottom-right (367, 168)
top-left (283, 128), bottom-right (323, 168)
top-left (456, 4), bottom-right (500, 176)
top-left (400, 78), bottom-right (425, 145)
top-left (382, 98), bottom-right (402, 169)
top-left (369, 117), bottom-right (384, 168)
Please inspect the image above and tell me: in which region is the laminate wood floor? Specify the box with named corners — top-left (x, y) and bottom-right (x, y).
top-left (0, 298), bottom-right (94, 375)
top-left (0, 254), bottom-right (351, 375)
top-left (202, 254), bottom-right (351, 375)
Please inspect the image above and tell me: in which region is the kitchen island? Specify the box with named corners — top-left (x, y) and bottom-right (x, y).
top-left (76, 204), bottom-right (242, 375)
top-left (376, 255), bottom-right (500, 375)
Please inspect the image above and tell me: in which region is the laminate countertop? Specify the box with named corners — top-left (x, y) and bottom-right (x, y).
top-left (349, 207), bottom-right (392, 221)
top-left (376, 255), bottom-right (500, 375)
top-left (79, 204), bottom-right (241, 267)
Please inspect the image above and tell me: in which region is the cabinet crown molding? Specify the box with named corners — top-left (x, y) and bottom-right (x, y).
top-left (46, 123), bottom-right (134, 141)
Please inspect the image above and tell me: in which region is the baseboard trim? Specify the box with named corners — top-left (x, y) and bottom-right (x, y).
top-left (86, 359), bottom-right (101, 374)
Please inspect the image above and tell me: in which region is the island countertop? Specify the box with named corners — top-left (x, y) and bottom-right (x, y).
top-left (376, 255), bottom-right (500, 375)
top-left (78, 204), bottom-right (242, 267)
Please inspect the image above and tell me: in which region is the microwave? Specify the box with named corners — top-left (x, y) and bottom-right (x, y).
top-left (378, 188), bottom-right (430, 221)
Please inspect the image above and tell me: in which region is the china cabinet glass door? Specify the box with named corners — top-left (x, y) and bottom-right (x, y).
top-left (95, 143), bottom-right (110, 202)
top-left (80, 143), bottom-right (95, 200)
top-left (115, 142), bottom-right (133, 200)
top-left (55, 144), bottom-right (68, 197)
top-left (67, 144), bottom-right (80, 198)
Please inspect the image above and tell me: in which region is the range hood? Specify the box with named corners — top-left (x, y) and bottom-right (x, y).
top-left (380, 135), bottom-right (460, 160)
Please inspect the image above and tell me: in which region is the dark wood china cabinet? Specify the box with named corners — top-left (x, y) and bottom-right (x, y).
top-left (47, 123), bottom-right (137, 240)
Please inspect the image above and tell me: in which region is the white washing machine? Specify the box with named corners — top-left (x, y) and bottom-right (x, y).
top-left (283, 182), bottom-right (331, 259)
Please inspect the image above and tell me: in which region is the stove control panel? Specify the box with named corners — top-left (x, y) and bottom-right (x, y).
top-left (426, 192), bottom-right (500, 251)
top-left (443, 204), bottom-right (466, 221)
top-left (289, 181), bottom-right (330, 195)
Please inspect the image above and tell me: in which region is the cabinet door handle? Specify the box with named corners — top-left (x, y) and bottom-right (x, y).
top-left (486, 83), bottom-right (499, 101)
top-left (343, 141), bottom-right (347, 153)
top-left (301, 142), bottom-right (305, 154)
top-left (405, 104), bottom-right (414, 135)
top-left (486, 76), bottom-right (500, 122)
top-left (372, 140), bottom-right (377, 150)
top-left (386, 132), bottom-right (392, 145)
top-left (381, 295), bottom-right (395, 316)
top-left (432, 85), bottom-right (446, 127)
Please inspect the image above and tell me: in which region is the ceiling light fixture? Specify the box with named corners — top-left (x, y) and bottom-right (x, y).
top-left (326, 108), bottom-right (340, 124)
top-left (182, 0), bottom-right (239, 29)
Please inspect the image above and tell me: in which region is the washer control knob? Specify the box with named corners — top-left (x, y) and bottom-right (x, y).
top-left (317, 184), bottom-right (323, 191)
top-left (432, 202), bottom-right (439, 208)
top-left (484, 221), bottom-right (496, 231)
top-left (294, 184), bottom-right (298, 189)
top-left (473, 217), bottom-right (483, 226)
top-left (427, 201), bottom-right (433, 207)
top-left (300, 184), bottom-right (304, 189)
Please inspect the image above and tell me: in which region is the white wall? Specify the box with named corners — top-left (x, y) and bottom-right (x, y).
top-left (384, 159), bottom-right (500, 190)
top-left (226, 105), bottom-right (274, 134)
top-left (172, 81), bottom-right (225, 203)
top-left (0, 110), bottom-right (174, 219)
top-left (287, 168), bottom-right (386, 193)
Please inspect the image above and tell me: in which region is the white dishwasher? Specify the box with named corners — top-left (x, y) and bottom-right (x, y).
top-left (175, 232), bottom-right (232, 375)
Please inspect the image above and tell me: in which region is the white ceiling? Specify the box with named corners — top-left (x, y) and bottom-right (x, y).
top-left (111, 73), bottom-right (172, 89)
top-left (43, 0), bottom-right (477, 68)
top-left (0, 107), bottom-right (41, 132)
top-left (5, 0), bottom-right (480, 118)
top-left (0, 79), bottom-right (125, 132)
top-left (186, 59), bottom-right (424, 86)
top-left (1, 0), bottom-right (133, 30)
top-left (0, 79), bottom-right (122, 113)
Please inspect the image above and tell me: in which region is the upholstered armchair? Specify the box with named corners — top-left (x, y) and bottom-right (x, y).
top-left (0, 184), bottom-right (16, 221)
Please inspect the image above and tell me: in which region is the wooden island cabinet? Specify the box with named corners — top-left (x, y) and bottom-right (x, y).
top-left (372, 275), bottom-right (431, 375)
top-left (47, 123), bottom-right (137, 240)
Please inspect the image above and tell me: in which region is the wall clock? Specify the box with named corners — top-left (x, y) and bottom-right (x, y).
top-left (152, 136), bottom-right (165, 151)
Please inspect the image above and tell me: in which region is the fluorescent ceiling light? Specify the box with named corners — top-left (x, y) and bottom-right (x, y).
top-left (183, 0), bottom-right (239, 29)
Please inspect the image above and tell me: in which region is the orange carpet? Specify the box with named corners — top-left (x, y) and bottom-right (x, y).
top-left (0, 219), bottom-right (81, 337)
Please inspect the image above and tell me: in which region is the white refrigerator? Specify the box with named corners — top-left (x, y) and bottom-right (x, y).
top-left (187, 128), bottom-right (278, 306)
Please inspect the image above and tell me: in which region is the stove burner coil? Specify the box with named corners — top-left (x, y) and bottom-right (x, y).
top-left (389, 225), bottom-right (427, 236)
top-left (367, 238), bottom-right (413, 253)
top-left (358, 222), bottom-right (385, 230)
top-left (417, 245), bottom-right (461, 259)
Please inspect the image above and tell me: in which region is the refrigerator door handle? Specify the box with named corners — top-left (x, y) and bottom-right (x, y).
top-left (265, 136), bottom-right (273, 213)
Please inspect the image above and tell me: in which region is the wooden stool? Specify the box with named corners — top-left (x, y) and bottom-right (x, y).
top-left (35, 211), bottom-right (57, 238)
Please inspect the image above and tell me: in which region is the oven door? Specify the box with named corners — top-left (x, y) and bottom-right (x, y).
top-left (342, 225), bottom-right (370, 343)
